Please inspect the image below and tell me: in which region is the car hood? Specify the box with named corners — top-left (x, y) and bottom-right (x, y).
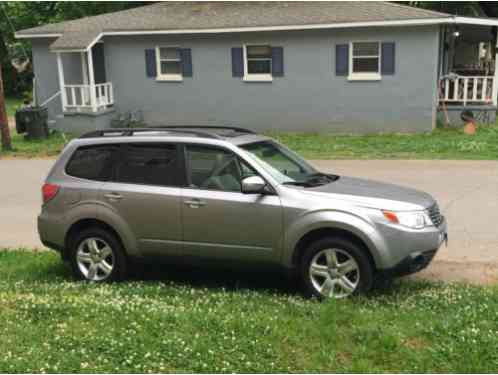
top-left (290, 176), bottom-right (435, 211)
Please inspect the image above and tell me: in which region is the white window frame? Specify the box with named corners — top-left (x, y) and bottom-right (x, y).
top-left (155, 46), bottom-right (183, 81)
top-left (243, 44), bottom-right (273, 82)
top-left (348, 41), bottom-right (382, 81)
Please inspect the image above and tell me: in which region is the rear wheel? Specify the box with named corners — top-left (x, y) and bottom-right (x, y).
top-left (300, 237), bottom-right (374, 299)
top-left (69, 227), bottom-right (127, 282)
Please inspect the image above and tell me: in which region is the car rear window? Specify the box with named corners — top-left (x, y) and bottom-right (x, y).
top-left (66, 145), bottom-right (118, 181)
top-left (115, 144), bottom-right (180, 187)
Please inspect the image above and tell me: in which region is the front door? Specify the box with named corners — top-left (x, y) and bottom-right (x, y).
top-left (100, 143), bottom-right (183, 256)
top-left (181, 144), bottom-right (283, 263)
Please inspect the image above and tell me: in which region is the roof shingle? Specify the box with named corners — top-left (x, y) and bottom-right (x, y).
top-left (16, 2), bottom-right (452, 50)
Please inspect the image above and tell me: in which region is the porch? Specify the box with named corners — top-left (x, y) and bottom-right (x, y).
top-left (56, 43), bottom-right (114, 114)
top-left (438, 23), bottom-right (498, 111)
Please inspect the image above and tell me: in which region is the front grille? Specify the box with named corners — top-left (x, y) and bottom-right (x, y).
top-left (428, 203), bottom-right (443, 227)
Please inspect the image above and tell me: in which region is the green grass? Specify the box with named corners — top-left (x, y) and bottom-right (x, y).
top-left (269, 125), bottom-right (498, 159)
top-left (0, 132), bottom-right (70, 158)
top-left (1, 250), bottom-right (498, 373)
top-left (5, 97), bottom-right (24, 118)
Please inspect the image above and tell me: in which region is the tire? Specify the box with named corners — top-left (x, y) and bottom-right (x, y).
top-left (68, 227), bottom-right (128, 282)
top-left (300, 237), bottom-right (374, 299)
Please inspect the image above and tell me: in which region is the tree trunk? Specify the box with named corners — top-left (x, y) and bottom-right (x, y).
top-left (0, 63), bottom-right (12, 151)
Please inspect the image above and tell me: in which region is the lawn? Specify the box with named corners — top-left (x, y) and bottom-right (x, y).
top-left (3, 95), bottom-right (498, 159)
top-left (0, 132), bottom-right (70, 158)
top-left (1, 250), bottom-right (497, 373)
top-left (269, 125), bottom-right (498, 160)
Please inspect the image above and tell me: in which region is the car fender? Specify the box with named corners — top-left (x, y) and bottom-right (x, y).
top-left (282, 209), bottom-right (389, 269)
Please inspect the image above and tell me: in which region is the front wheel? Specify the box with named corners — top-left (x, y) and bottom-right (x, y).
top-left (69, 227), bottom-right (128, 282)
top-left (300, 237), bottom-right (374, 299)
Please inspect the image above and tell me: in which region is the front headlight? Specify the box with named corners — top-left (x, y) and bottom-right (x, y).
top-left (382, 210), bottom-right (432, 230)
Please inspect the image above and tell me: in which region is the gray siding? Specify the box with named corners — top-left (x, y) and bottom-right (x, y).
top-left (32, 25), bottom-right (441, 133)
top-left (104, 26), bottom-right (440, 133)
top-left (32, 39), bottom-right (83, 127)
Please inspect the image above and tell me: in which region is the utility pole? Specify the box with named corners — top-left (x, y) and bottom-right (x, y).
top-left (0, 62), bottom-right (12, 151)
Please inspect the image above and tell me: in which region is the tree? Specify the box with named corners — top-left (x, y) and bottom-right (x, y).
top-left (0, 62), bottom-right (12, 151)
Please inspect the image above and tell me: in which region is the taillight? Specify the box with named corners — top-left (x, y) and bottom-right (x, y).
top-left (42, 183), bottom-right (59, 204)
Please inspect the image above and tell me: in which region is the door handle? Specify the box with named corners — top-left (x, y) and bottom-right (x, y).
top-left (104, 193), bottom-right (123, 201)
top-left (184, 199), bottom-right (206, 208)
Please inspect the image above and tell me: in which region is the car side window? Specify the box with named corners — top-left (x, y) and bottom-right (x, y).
top-left (66, 145), bottom-right (118, 181)
top-left (185, 145), bottom-right (255, 192)
top-left (115, 143), bottom-right (180, 187)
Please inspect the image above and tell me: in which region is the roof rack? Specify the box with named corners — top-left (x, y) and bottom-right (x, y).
top-left (79, 128), bottom-right (222, 139)
top-left (157, 126), bottom-right (255, 134)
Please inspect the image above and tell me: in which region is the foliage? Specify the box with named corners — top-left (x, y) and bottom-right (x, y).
top-left (1, 250), bottom-right (498, 373)
top-left (0, 2), bottom-right (148, 96)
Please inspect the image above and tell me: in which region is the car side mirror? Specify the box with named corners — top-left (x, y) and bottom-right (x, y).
top-left (241, 175), bottom-right (267, 194)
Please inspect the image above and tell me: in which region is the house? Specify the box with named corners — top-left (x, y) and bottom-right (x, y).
top-left (15, 1), bottom-right (498, 134)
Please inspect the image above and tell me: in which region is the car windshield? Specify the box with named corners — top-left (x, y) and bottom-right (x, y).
top-left (240, 140), bottom-right (338, 186)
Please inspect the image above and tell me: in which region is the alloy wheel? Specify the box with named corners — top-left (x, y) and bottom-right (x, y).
top-left (309, 248), bottom-right (360, 298)
top-left (76, 237), bottom-right (115, 281)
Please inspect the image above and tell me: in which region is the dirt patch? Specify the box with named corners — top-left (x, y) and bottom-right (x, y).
top-left (411, 260), bottom-right (498, 285)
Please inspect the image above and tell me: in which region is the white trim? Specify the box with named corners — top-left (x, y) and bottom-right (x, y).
top-left (348, 41), bottom-right (382, 80)
top-left (243, 44), bottom-right (273, 82)
top-left (87, 47), bottom-right (97, 113)
top-left (155, 46), bottom-right (184, 81)
top-left (453, 16), bottom-right (498, 27)
top-left (15, 33), bottom-right (62, 39)
top-left (56, 53), bottom-right (67, 110)
top-left (101, 18), bottom-right (453, 36)
top-left (156, 74), bottom-right (183, 82)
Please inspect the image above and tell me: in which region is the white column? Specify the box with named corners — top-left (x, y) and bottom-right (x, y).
top-left (493, 34), bottom-right (498, 106)
top-left (81, 53), bottom-right (89, 106)
top-left (87, 47), bottom-right (97, 112)
top-left (56, 53), bottom-right (67, 111)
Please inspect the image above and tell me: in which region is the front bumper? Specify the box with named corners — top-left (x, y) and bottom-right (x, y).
top-left (380, 222), bottom-right (448, 278)
top-left (374, 214), bottom-right (448, 273)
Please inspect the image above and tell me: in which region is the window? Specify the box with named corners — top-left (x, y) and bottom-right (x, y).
top-left (350, 42), bottom-right (381, 80)
top-left (115, 144), bottom-right (180, 187)
top-left (66, 145), bottom-right (118, 181)
top-left (156, 47), bottom-right (182, 81)
top-left (185, 145), bottom-right (255, 192)
top-left (244, 45), bottom-right (272, 81)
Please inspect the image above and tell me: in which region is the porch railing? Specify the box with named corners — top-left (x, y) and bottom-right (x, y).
top-left (63, 82), bottom-right (114, 112)
top-left (439, 76), bottom-right (496, 106)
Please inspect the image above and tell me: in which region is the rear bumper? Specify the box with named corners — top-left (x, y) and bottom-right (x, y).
top-left (38, 214), bottom-right (65, 253)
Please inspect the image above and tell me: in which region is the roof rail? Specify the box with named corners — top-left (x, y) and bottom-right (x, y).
top-left (79, 128), bottom-right (222, 139)
top-left (157, 125), bottom-right (255, 134)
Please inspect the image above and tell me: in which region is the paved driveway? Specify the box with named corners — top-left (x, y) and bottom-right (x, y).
top-left (1, 159), bottom-right (497, 283)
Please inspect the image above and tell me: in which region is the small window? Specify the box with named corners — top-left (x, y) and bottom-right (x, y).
top-left (116, 144), bottom-right (180, 187)
top-left (350, 42), bottom-right (381, 80)
top-left (186, 145), bottom-right (249, 192)
top-left (156, 47), bottom-right (182, 80)
top-left (66, 145), bottom-right (118, 181)
top-left (244, 45), bottom-right (272, 81)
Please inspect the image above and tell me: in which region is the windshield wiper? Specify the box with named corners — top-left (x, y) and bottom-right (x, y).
top-left (282, 181), bottom-right (314, 187)
top-left (305, 173), bottom-right (340, 185)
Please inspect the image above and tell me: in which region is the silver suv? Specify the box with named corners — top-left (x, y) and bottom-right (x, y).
top-left (39, 127), bottom-right (448, 299)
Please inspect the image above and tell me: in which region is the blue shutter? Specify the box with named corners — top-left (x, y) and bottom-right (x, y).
top-left (335, 44), bottom-right (349, 76)
top-left (271, 47), bottom-right (284, 77)
top-left (381, 42), bottom-right (395, 75)
top-left (231, 47), bottom-right (244, 77)
top-left (180, 48), bottom-right (193, 77)
top-left (145, 49), bottom-right (157, 78)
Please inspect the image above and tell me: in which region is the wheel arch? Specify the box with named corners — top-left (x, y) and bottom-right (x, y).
top-left (63, 218), bottom-right (126, 261)
top-left (291, 227), bottom-right (378, 271)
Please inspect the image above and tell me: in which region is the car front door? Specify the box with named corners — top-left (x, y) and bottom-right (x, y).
top-left (99, 142), bottom-right (183, 256)
top-left (180, 144), bottom-right (283, 263)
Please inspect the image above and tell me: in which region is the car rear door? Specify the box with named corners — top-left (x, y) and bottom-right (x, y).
top-left (99, 142), bottom-right (183, 256)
